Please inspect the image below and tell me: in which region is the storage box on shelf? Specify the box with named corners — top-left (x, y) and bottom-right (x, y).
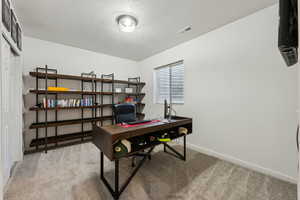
top-left (26, 66), bottom-right (146, 154)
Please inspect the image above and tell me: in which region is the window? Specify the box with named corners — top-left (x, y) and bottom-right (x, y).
top-left (154, 60), bottom-right (184, 104)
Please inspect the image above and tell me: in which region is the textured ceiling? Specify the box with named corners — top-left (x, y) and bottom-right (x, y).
top-left (14, 0), bottom-right (277, 61)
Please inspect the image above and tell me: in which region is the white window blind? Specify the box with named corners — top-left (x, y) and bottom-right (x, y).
top-left (155, 60), bottom-right (184, 104)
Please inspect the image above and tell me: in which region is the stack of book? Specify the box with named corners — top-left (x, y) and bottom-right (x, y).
top-left (42, 98), bottom-right (94, 108)
top-left (124, 97), bottom-right (139, 104)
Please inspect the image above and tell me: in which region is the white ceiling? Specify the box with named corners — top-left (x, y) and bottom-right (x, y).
top-left (14, 0), bottom-right (277, 61)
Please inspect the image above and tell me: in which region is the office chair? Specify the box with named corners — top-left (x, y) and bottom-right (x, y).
top-left (113, 103), bottom-right (136, 124)
top-left (113, 103), bottom-right (151, 166)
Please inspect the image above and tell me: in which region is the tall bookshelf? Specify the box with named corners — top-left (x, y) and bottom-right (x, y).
top-left (25, 66), bottom-right (145, 154)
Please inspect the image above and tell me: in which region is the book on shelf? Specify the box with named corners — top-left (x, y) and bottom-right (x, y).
top-left (47, 87), bottom-right (69, 91)
top-left (42, 98), bottom-right (94, 108)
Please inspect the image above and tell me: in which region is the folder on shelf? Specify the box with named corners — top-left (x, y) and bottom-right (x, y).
top-left (48, 87), bottom-right (69, 91)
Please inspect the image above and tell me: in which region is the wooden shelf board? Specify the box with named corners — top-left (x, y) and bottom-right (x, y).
top-left (29, 103), bottom-right (145, 111)
top-left (29, 113), bottom-right (144, 129)
top-left (29, 116), bottom-right (113, 129)
top-left (29, 72), bottom-right (146, 86)
top-left (30, 72), bottom-right (93, 81)
top-left (30, 130), bottom-right (92, 147)
top-left (29, 104), bottom-right (112, 111)
top-left (29, 89), bottom-right (111, 95)
top-left (114, 92), bottom-right (145, 96)
top-left (29, 89), bottom-right (145, 96)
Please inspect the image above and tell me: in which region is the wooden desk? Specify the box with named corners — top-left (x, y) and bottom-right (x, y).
top-left (92, 116), bottom-right (193, 200)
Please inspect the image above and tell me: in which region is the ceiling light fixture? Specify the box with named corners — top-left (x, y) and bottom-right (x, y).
top-left (116, 15), bottom-right (138, 33)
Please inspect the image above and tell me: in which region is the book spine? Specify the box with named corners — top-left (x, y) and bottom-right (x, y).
top-left (43, 98), bottom-right (46, 108)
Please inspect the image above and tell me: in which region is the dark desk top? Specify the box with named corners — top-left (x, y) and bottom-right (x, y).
top-left (100, 116), bottom-right (192, 141)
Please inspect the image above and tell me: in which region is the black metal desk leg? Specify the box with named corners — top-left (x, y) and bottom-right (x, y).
top-left (101, 152), bottom-right (104, 179)
top-left (132, 156), bottom-right (136, 167)
top-left (184, 135), bottom-right (186, 161)
top-left (115, 160), bottom-right (119, 200)
top-left (163, 135), bottom-right (187, 161)
top-left (100, 147), bottom-right (155, 200)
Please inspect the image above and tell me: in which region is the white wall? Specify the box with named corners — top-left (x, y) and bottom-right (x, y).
top-left (23, 36), bottom-right (139, 79)
top-left (22, 36), bottom-right (140, 149)
top-left (139, 5), bottom-right (298, 182)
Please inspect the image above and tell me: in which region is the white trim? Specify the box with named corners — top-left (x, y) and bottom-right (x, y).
top-left (187, 142), bottom-right (297, 184)
top-left (3, 161), bottom-right (18, 194)
top-left (0, 24), bottom-right (3, 200)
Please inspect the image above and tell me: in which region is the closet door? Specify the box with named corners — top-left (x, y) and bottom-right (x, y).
top-left (1, 39), bottom-right (12, 185)
top-left (9, 47), bottom-right (22, 162)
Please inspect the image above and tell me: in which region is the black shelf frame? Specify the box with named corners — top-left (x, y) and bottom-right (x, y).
top-left (81, 72), bottom-right (97, 142)
top-left (101, 73), bottom-right (115, 126)
top-left (34, 66), bottom-right (58, 152)
top-left (128, 77), bottom-right (144, 120)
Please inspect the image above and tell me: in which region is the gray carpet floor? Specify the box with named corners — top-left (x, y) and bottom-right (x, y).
top-left (4, 143), bottom-right (297, 200)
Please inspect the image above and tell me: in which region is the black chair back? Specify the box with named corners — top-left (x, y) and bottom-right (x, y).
top-left (113, 103), bottom-right (136, 123)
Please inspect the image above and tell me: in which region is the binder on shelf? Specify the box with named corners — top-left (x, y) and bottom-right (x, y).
top-left (48, 87), bottom-right (69, 91)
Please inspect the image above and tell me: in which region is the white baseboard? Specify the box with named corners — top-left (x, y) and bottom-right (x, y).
top-left (187, 142), bottom-right (297, 184)
top-left (3, 162), bottom-right (19, 194)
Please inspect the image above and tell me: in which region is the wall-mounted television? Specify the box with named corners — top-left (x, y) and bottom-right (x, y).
top-left (278, 0), bottom-right (298, 67)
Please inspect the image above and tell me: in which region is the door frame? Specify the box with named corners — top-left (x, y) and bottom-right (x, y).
top-left (0, 33), bottom-right (3, 200)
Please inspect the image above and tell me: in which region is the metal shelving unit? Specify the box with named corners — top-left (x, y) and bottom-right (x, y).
top-left (25, 66), bottom-right (146, 154)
